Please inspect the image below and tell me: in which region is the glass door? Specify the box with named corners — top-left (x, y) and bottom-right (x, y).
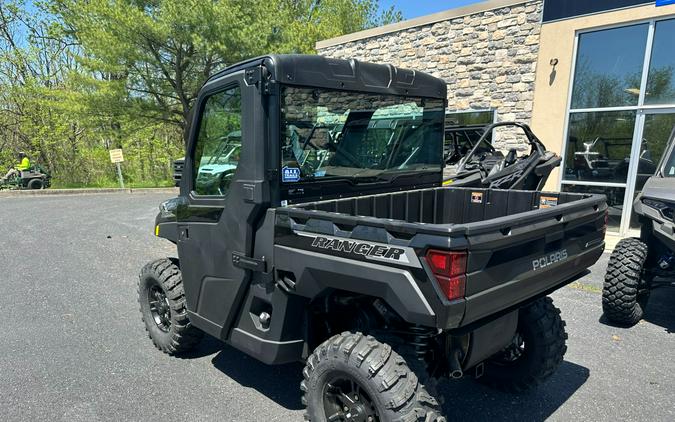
top-left (624, 111), bottom-right (675, 231)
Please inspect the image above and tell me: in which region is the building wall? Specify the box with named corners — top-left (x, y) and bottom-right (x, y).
top-left (317, 0), bottom-right (543, 152)
top-left (531, 3), bottom-right (675, 190)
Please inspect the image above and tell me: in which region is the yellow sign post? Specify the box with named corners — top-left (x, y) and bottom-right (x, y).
top-left (109, 149), bottom-right (125, 188)
top-left (109, 149), bottom-right (124, 163)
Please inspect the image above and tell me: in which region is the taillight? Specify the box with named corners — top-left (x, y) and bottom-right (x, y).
top-left (425, 249), bottom-right (467, 301)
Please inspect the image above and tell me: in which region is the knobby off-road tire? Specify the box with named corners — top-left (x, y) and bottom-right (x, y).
top-left (301, 332), bottom-right (445, 422)
top-left (477, 297), bottom-right (567, 393)
top-left (138, 258), bottom-right (203, 354)
top-left (602, 237), bottom-right (650, 326)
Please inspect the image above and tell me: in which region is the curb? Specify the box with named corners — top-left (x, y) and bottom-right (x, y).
top-left (0, 187), bottom-right (178, 197)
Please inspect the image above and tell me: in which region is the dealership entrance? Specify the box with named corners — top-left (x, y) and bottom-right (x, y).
top-left (560, 17), bottom-right (675, 234)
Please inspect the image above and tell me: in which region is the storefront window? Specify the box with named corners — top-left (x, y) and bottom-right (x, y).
top-left (564, 19), bottom-right (675, 234)
top-left (636, 113), bottom-right (675, 190)
top-left (570, 24), bottom-right (648, 109)
top-left (563, 111), bottom-right (636, 184)
top-left (645, 19), bottom-right (675, 105)
top-left (562, 184), bottom-right (625, 232)
top-left (445, 110), bottom-right (494, 126)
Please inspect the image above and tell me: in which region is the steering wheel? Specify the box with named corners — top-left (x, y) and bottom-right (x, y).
top-left (217, 170), bottom-right (235, 196)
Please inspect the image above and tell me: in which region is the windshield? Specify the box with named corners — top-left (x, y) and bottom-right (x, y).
top-left (663, 146), bottom-right (675, 177)
top-left (280, 86), bottom-right (444, 183)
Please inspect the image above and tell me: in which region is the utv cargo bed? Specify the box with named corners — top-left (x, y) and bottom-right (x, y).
top-left (275, 187), bottom-right (606, 330)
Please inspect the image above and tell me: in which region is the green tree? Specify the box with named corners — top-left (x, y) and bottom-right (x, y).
top-left (1, 0), bottom-right (401, 186)
top-left (51, 0), bottom-right (401, 134)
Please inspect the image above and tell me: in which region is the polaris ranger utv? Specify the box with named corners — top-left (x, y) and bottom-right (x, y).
top-left (602, 128), bottom-right (675, 326)
top-left (139, 55), bottom-right (607, 421)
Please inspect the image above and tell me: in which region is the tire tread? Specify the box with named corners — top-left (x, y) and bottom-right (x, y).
top-left (138, 258), bottom-right (203, 355)
top-left (602, 237), bottom-right (649, 326)
top-left (302, 332), bottom-right (445, 421)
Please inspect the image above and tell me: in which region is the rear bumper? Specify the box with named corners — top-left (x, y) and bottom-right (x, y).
top-left (459, 241), bottom-right (604, 327)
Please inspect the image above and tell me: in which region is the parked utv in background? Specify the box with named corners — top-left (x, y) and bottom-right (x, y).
top-left (443, 122), bottom-right (561, 191)
top-left (139, 55), bottom-right (607, 421)
top-left (0, 164), bottom-right (51, 190)
top-left (603, 128), bottom-right (675, 326)
top-left (444, 123), bottom-right (486, 166)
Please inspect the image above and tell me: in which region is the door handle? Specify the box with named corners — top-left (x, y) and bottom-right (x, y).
top-left (232, 251), bottom-right (266, 272)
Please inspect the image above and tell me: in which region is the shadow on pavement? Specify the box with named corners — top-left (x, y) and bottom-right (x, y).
top-left (641, 287), bottom-right (675, 333)
top-left (439, 361), bottom-right (589, 421)
top-left (210, 341), bottom-right (304, 410)
top-left (177, 335), bottom-right (225, 359)
top-left (599, 287), bottom-right (675, 333)
top-left (200, 334), bottom-right (589, 419)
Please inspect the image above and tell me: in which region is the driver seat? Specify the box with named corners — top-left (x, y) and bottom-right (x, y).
top-left (487, 148), bottom-right (518, 177)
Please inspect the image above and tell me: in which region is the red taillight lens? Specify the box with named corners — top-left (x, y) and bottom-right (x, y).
top-left (435, 275), bottom-right (466, 301)
top-left (426, 250), bottom-right (466, 277)
top-left (425, 250), bottom-right (467, 301)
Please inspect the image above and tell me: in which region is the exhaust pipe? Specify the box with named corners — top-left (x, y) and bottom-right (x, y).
top-left (448, 349), bottom-right (464, 379)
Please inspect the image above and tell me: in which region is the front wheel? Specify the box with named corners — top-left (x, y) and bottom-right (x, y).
top-left (477, 297), bottom-right (567, 393)
top-left (138, 258), bottom-right (203, 354)
top-left (301, 332), bottom-right (445, 422)
top-left (602, 237), bottom-right (650, 326)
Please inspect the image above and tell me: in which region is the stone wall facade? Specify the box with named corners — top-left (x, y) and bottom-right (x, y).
top-left (317, 1), bottom-right (543, 151)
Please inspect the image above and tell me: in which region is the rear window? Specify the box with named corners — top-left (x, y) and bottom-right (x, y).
top-left (280, 86), bottom-right (445, 184)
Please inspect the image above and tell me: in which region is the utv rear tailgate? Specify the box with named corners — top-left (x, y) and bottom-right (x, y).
top-left (454, 198), bottom-right (606, 326)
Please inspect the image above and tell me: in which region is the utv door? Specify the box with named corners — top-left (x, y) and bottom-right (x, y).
top-left (177, 69), bottom-right (267, 340)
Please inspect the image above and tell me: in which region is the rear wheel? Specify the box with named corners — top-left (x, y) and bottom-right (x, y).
top-left (602, 237), bottom-right (650, 326)
top-left (138, 258), bottom-right (203, 354)
top-left (301, 332), bottom-right (445, 421)
top-left (27, 178), bottom-right (43, 189)
top-left (477, 297), bottom-right (567, 393)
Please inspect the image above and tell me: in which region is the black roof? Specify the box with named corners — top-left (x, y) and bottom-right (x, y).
top-left (206, 54), bottom-right (447, 100)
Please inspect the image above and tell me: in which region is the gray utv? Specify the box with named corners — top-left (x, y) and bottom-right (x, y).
top-left (602, 128), bottom-right (675, 326)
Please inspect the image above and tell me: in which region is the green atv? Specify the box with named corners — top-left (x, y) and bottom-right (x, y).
top-left (0, 165), bottom-right (52, 190)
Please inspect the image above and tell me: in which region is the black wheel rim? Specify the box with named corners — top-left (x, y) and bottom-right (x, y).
top-left (148, 285), bottom-right (171, 332)
top-left (322, 373), bottom-right (379, 422)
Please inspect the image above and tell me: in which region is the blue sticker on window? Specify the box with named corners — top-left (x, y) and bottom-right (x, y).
top-left (282, 166), bottom-right (301, 182)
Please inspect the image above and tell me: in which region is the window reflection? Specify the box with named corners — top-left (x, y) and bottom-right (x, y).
top-left (571, 24), bottom-right (648, 109)
top-left (562, 184), bottom-right (624, 232)
top-left (564, 111), bottom-right (636, 184)
top-left (645, 19), bottom-right (675, 105)
top-left (636, 113), bottom-right (675, 190)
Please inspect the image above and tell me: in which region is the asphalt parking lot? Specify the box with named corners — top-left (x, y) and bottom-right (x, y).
top-left (1, 192), bottom-right (673, 421)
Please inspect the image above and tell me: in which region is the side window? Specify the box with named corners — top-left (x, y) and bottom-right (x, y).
top-left (193, 86), bottom-right (242, 196)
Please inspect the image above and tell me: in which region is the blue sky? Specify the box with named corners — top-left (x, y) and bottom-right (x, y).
top-left (379, 0), bottom-right (485, 20)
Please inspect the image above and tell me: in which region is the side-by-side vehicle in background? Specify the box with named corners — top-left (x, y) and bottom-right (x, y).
top-left (443, 122), bottom-right (561, 190)
top-left (139, 55), bottom-right (606, 421)
top-left (603, 128), bottom-right (675, 326)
